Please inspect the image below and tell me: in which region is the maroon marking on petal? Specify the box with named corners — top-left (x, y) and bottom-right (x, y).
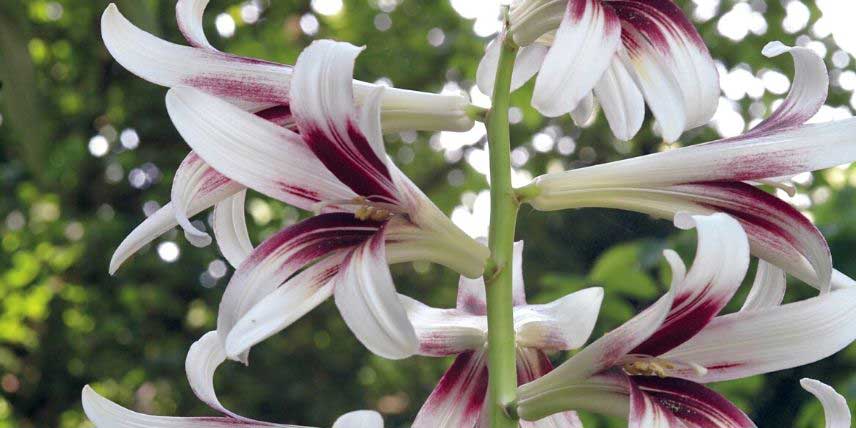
top-left (433, 352), bottom-right (489, 416)
top-left (568, 0), bottom-right (591, 21)
top-left (242, 213), bottom-right (381, 269)
top-left (277, 184), bottom-right (321, 203)
top-left (413, 351), bottom-right (489, 428)
top-left (632, 293), bottom-right (723, 356)
top-left (635, 376), bottom-right (757, 427)
top-left (302, 123), bottom-right (398, 203)
top-left (459, 295), bottom-right (488, 316)
top-left (684, 181), bottom-right (819, 246)
top-left (610, 0), bottom-right (706, 51)
top-left (255, 105), bottom-right (293, 127)
top-left (184, 76), bottom-right (290, 105)
top-left (709, 149), bottom-right (807, 181)
top-left (516, 349), bottom-right (554, 385)
top-left (418, 333), bottom-right (471, 356)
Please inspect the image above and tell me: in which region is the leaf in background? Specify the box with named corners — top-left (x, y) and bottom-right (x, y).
top-left (0, 12), bottom-right (49, 186)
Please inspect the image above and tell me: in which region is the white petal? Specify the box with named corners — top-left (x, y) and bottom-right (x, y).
top-left (217, 214), bottom-right (379, 363)
top-left (224, 254), bottom-right (343, 358)
top-left (82, 385), bottom-right (295, 427)
top-left (569, 92), bottom-right (598, 128)
top-left (333, 228), bottom-right (418, 359)
top-left (626, 376), bottom-right (689, 428)
top-left (477, 39), bottom-right (548, 95)
top-left (185, 331), bottom-right (235, 418)
top-left (165, 86), bottom-right (356, 211)
top-left (833, 270), bottom-right (856, 290)
top-left (400, 295), bottom-right (487, 356)
top-left (531, 0), bottom-right (621, 117)
top-left (662, 287), bottom-right (856, 383)
top-left (290, 40), bottom-right (400, 205)
top-left (102, 4), bottom-right (290, 111)
top-left (511, 240), bottom-right (528, 306)
top-left (411, 350), bottom-right (489, 428)
top-left (514, 287), bottom-right (603, 351)
top-left (457, 275), bottom-right (487, 315)
top-left (632, 376), bottom-right (755, 428)
top-left (171, 152), bottom-right (230, 248)
top-left (110, 177), bottom-right (241, 275)
top-left (475, 38), bottom-right (502, 96)
top-left (801, 378), bottom-right (851, 428)
top-left (611, 0), bottom-right (719, 136)
top-left (632, 213), bottom-right (750, 356)
top-left (333, 411), bottom-right (384, 428)
top-left (616, 43), bottom-right (686, 142)
top-left (594, 57), bottom-right (645, 141)
top-left (212, 190), bottom-right (253, 268)
top-left (513, 44), bottom-right (549, 91)
top-left (749, 42), bottom-right (828, 135)
top-left (175, 0), bottom-right (213, 49)
top-left (532, 181), bottom-right (831, 290)
top-left (740, 260), bottom-right (786, 311)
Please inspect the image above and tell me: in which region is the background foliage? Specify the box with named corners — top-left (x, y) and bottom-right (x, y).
top-left (1, 0), bottom-right (855, 427)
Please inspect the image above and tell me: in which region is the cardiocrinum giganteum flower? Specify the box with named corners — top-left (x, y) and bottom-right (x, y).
top-left (477, 0), bottom-right (719, 142)
top-left (519, 42), bottom-right (856, 292)
top-left (401, 241), bottom-right (603, 427)
top-left (103, 0), bottom-right (479, 273)
top-left (102, 1), bottom-right (473, 134)
top-left (171, 37), bottom-right (489, 365)
top-left (516, 213), bottom-right (856, 427)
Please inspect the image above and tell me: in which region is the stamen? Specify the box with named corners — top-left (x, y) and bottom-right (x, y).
top-left (620, 355), bottom-right (707, 378)
top-left (312, 197), bottom-right (396, 222)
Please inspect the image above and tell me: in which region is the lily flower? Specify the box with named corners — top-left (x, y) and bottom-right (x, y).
top-left (477, 0), bottom-right (718, 142)
top-left (178, 39), bottom-right (487, 362)
top-left (401, 242), bottom-right (604, 427)
top-left (102, 1), bottom-right (473, 133)
top-left (81, 384), bottom-right (383, 428)
top-left (520, 42), bottom-right (856, 290)
top-left (516, 213), bottom-right (856, 426)
top-left (104, 0), bottom-right (479, 273)
top-left (801, 379), bottom-right (852, 428)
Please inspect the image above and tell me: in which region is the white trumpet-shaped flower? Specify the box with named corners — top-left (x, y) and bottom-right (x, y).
top-left (477, 0), bottom-right (719, 142)
top-left (113, 37), bottom-right (489, 370)
top-left (522, 42), bottom-right (856, 291)
top-left (102, 1), bottom-right (473, 133)
top-left (402, 241), bottom-right (603, 427)
top-left (517, 213), bottom-right (856, 427)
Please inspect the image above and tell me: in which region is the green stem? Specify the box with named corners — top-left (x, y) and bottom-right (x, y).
top-left (484, 13), bottom-right (520, 428)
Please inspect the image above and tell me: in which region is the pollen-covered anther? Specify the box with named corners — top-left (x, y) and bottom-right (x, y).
top-left (620, 355), bottom-right (709, 378)
top-left (622, 358), bottom-right (676, 378)
top-left (354, 205), bottom-right (392, 222)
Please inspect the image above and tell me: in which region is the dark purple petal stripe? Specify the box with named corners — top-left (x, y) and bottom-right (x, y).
top-left (635, 376), bottom-right (757, 428)
top-left (255, 105), bottom-right (294, 128)
top-left (631, 283), bottom-right (726, 357)
top-left (677, 181), bottom-right (831, 286)
top-left (240, 213), bottom-right (382, 271)
top-left (185, 73), bottom-right (290, 106)
top-left (411, 350), bottom-right (489, 428)
top-left (624, 373), bottom-right (689, 428)
top-left (302, 120), bottom-right (398, 204)
top-left (609, 0), bottom-right (707, 54)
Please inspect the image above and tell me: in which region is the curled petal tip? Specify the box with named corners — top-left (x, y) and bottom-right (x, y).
top-left (762, 41), bottom-right (791, 57)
